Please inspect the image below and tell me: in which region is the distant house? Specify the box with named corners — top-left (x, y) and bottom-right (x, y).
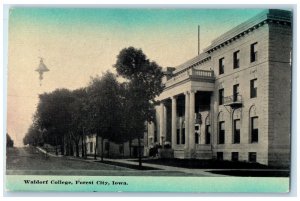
top-left (85, 134), bottom-right (144, 158)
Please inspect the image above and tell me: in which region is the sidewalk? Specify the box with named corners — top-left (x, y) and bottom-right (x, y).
top-left (36, 146), bottom-right (63, 158)
top-left (101, 158), bottom-right (222, 176)
top-left (36, 147), bottom-right (287, 177)
top-left (37, 147), bottom-right (219, 176)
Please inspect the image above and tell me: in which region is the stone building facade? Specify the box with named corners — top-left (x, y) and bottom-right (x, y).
top-left (145, 9), bottom-right (292, 167)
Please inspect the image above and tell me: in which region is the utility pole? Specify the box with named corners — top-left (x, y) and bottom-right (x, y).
top-left (198, 25), bottom-right (200, 55)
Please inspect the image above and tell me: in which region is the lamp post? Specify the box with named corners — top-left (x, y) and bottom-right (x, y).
top-left (161, 136), bottom-right (165, 149)
top-left (35, 58), bottom-right (49, 86)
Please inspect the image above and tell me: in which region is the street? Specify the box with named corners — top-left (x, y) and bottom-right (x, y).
top-left (6, 147), bottom-right (127, 175)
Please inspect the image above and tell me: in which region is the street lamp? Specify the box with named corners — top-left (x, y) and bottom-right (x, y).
top-left (35, 58), bottom-right (49, 86)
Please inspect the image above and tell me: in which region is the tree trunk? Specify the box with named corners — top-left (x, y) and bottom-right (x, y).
top-left (81, 135), bottom-right (84, 158)
top-left (66, 144), bottom-right (69, 156)
top-left (101, 137), bottom-right (104, 162)
top-left (84, 137), bottom-right (87, 159)
top-left (94, 133), bottom-right (98, 160)
top-left (69, 134), bottom-right (74, 156)
top-left (107, 142), bottom-right (110, 158)
top-left (138, 136), bottom-right (142, 168)
top-left (61, 136), bottom-right (65, 155)
top-left (129, 139), bottom-right (132, 157)
top-left (75, 142), bottom-right (79, 157)
top-left (70, 146), bottom-right (73, 156)
top-left (65, 135), bottom-right (70, 156)
top-left (55, 136), bottom-right (58, 155)
top-left (123, 142), bottom-right (125, 158)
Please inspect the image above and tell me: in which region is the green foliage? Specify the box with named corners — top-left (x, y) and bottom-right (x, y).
top-left (114, 47), bottom-right (163, 138)
top-left (69, 88), bottom-right (89, 135)
top-left (37, 89), bottom-right (74, 134)
top-left (34, 88), bottom-right (74, 148)
top-left (23, 124), bottom-right (43, 146)
top-left (86, 71), bottom-right (124, 142)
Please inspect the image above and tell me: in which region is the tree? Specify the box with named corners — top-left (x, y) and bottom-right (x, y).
top-left (69, 88), bottom-right (89, 157)
top-left (86, 71), bottom-right (123, 161)
top-left (23, 124), bottom-right (44, 146)
top-left (114, 47), bottom-right (164, 167)
top-left (6, 133), bottom-right (14, 148)
top-left (35, 88), bottom-right (74, 155)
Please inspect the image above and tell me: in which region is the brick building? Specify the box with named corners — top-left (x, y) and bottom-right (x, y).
top-left (145, 9), bottom-right (292, 167)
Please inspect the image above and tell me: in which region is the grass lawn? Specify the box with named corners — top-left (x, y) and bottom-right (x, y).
top-left (208, 170), bottom-right (290, 177)
top-left (136, 158), bottom-right (274, 169)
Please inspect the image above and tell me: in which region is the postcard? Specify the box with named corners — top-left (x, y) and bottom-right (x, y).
top-left (5, 7), bottom-right (292, 192)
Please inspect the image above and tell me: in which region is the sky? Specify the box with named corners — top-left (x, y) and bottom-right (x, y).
top-left (6, 7), bottom-right (265, 147)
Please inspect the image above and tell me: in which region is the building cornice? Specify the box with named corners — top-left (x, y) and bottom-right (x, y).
top-left (171, 9), bottom-right (291, 75)
top-left (173, 54), bottom-right (211, 75)
top-left (204, 9), bottom-right (292, 54)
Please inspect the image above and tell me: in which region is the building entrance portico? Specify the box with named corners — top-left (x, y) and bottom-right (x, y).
top-left (156, 68), bottom-right (215, 158)
top-left (158, 76), bottom-right (214, 159)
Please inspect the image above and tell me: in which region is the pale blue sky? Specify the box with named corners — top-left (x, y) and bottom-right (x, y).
top-left (7, 8), bottom-right (265, 146)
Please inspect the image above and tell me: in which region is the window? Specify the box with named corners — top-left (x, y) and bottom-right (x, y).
top-left (90, 142), bottom-right (93, 153)
top-left (219, 58), bottom-right (224, 75)
top-left (232, 152), bottom-right (239, 161)
top-left (181, 128), bottom-right (185, 144)
top-left (233, 119), bottom-right (240, 144)
top-left (250, 79), bottom-right (257, 98)
top-left (250, 42), bottom-right (258, 62)
top-left (176, 129), bottom-right (180, 144)
top-left (217, 152), bottom-right (223, 160)
top-left (233, 50), bottom-right (240, 69)
top-left (249, 152), bottom-right (257, 162)
top-left (219, 88), bottom-right (224, 105)
top-left (233, 84), bottom-right (239, 102)
top-left (219, 121), bottom-right (225, 144)
top-left (195, 133), bottom-right (199, 144)
top-left (205, 125), bottom-right (211, 144)
top-left (251, 117), bottom-right (258, 143)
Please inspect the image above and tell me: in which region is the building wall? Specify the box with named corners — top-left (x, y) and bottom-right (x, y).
top-left (209, 24), bottom-right (270, 164)
top-left (267, 23), bottom-right (292, 168)
top-left (86, 134), bottom-right (96, 155)
top-left (85, 134), bottom-right (136, 158)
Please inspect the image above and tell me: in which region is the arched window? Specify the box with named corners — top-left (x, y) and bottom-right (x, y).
top-left (249, 105), bottom-right (258, 143)
top-left (205, 114), bottom-right (211, 144)
top-left (218, 111), bottom-right (225, 144)
top-left (232, 109), bottom-right (241, 144)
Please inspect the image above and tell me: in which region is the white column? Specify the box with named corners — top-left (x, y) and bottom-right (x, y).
top-left (159, 102), bottom-right (164, 145)
top-left (163, 103), bottom-right (167, 146)
top-left (184, 92), bottom-right (189, 149)
top-left (150, 122), bottom-right (155, 145)
top-left (189, 91), bottom-right (196, 150)
top-left (171, 96), bottom-right (177, 148)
